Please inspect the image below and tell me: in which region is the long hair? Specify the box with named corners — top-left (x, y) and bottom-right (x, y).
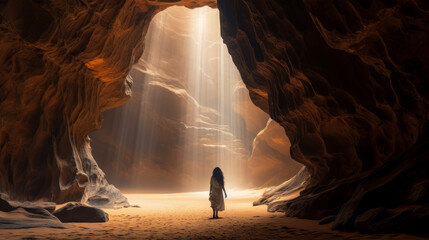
top-left (212, 167), bottom-right (224, 187)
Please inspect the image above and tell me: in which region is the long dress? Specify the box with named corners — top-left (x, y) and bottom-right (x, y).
top-left (209, 176), bottom-right (225, 211)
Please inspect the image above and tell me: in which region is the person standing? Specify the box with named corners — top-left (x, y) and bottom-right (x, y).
top-left (209, 167), bottom-right (227, 219)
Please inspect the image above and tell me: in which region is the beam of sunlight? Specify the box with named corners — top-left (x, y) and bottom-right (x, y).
top-left (91, 6), bottom-right (270, 192)
top-left (178, 6), bottom-right (249, 190)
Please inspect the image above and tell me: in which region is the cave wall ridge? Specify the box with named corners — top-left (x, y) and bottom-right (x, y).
top-left (218, 0), bottom-right (429, 232)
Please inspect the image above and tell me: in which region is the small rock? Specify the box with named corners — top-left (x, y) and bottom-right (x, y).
top-left (0, 196), bottom-right (15, 212)
top-left (87, 195), bottom-right (111, 206)
top-left (53, 202), bottom-right (109, 223)
top-left (319, 215), bottom-right (336, 225)
top-left (124, 205), bottom-right (140, 208)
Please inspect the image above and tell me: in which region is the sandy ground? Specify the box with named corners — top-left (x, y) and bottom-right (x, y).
top-left (0, 190), bottom-right (426, 240)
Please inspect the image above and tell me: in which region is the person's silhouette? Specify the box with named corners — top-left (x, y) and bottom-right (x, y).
top-left (209, 167), bottom-right (227, 219)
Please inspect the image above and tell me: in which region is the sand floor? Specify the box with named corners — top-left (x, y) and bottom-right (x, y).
top-left (0, 190), bottom-right (426, 240)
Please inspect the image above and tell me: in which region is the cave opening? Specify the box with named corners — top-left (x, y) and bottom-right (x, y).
top-left (90, 6), bottom-right (301, 193)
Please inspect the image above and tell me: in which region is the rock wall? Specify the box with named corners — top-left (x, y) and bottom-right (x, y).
top-left (248, 119), bottom-right (303, 187)
top-left (218, 0), bottom-right (429, 232)
top-left (0, 0), bottom-right (215, 204)
top-left (0, 0), bottom-right (428, 232)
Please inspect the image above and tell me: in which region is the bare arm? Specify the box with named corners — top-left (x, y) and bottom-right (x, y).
top-left (223, 186), bottom-right (227, 198)
top-left (209, 176), bottom-right (212, 195)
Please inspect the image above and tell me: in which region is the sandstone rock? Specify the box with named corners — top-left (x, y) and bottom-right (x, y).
top-left (0, 196), bottom-right (15, 212)
top-left (0, 207), bottom-right (65, 229)
top-left (0, 0), bottom-right (214, 204)
top-left (9, 201), bottom-right (56, 214)
top-left (354, 206), bottom-right (429, 233)
top-left (254, 167), bottom-right (308, 208)
top-left (0, 196), bottom-right (63, 229)
top-left (86, 196), bottom-right (111, 207)
top-left (1, 195), bottom-right (56, 213)
top-left (218, 0), bottom-right (429, 232)
top-left (53, 203), bottom-right (109, 223)
top-left (248, 119), bottom-right (303, 187)
top-left (319, 215), bottom-right (336, 225)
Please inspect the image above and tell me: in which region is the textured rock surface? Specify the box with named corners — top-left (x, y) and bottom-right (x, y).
top-left (0, 196), bottom-right (64, 229)
top-left (9, 201), bottom-right (56, 213)
top-left (0, 0), bottom-right (215, 204)
top-left (1, 195), bottom-right (56, 213)
top-left (354, 206), bottom-right (429, 233)
top-left (0, 0), bottom-right (428, 233)
top-left (248, 119), bottom-right (303, 187)
top-left (253, 166), bottom-right (309, 208)
top-left (53, 202), bottom-right (109, 223)
top-left (0, 207), bottom-right (65, 229)
top-left (0, 196), bottom-right (14, 212)
top-left (218, 0), bottom-right (429, 232)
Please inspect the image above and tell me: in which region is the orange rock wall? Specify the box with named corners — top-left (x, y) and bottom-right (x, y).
top-left (218, 0), bottom-right (429, 232)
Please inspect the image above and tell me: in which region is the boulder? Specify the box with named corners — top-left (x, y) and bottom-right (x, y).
top-left (0, 196), bottom-right (15, 212)
top-left (319, 215), bottom-right (336, 225)
top-left (53, 203), bottom-right (109, 223)
top-left (0, 197), bottom-right (64, 229)
top-left (0, 207), bottom-right (65, 229)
